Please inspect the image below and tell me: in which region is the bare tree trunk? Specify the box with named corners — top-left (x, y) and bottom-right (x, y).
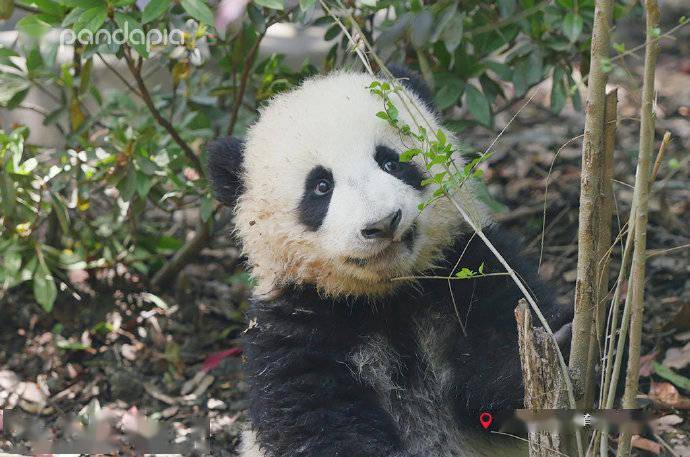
top-left (515, 300), bottom-right (570, 457)
top-left (616, 1), bottom-right (660, 455)
top-left (569, 0), bottom-right (615, 407)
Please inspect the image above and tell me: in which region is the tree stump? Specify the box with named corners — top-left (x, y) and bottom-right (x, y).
top-left (515, 299), bottom-right (570, 457)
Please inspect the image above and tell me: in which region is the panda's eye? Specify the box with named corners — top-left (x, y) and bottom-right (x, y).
top-left (383, 160), bottom-right (400, 173)
top-left (314, 179), bottom-right (332, 196)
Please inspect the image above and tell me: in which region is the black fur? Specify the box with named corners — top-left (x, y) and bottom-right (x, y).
top-left (244, 226), bottom-right (570, 457)
top-left (375, 145), bottom-right (424, 191)
top-left (298, 166), bottom-right (334, 231)
top-left (387, 65), bottom-right (436, 113)
top-left (207, 137), bottom-right (244, 208)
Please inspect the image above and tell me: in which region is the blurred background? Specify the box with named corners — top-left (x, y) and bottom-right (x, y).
top-left (0, 0), bottom-right (689, 454)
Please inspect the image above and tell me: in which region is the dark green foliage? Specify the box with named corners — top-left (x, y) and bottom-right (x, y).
top-left (0, 0), bottom-right (624, 311)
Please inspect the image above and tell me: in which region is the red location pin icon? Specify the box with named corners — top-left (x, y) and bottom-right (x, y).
top-left (479, 412), bottom-right (493, 430)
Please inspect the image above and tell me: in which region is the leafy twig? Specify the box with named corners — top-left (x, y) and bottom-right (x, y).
top-left (123, 47), bottom-right (203, 173)
top-left (226, 12), bottom-right (289, 136)
top-left (97, 52), bottom-right (142, 98)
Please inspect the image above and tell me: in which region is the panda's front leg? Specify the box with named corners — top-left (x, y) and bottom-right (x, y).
top-left (243, 302), bottom-right (413, 457)
top-left (449, 226), bottom-right (572, 416)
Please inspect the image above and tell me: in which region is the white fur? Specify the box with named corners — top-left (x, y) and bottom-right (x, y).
top-left (235, 72), bottom-right (489, 297)
top-left (238, 429), bottom-right (265, 457)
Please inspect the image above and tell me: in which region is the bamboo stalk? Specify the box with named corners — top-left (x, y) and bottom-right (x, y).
top-left (615, 1), bottom-right (660, 455)
top-left (569, 0), bottom-right (615, 406)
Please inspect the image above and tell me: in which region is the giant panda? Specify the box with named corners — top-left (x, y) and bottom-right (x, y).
top-left (208, 68), bottom-right (572, 457)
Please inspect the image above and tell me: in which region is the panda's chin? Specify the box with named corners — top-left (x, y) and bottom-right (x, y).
top-left (345, 225), bottom-right (417, 268)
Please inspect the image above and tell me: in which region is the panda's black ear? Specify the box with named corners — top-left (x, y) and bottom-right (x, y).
top-left (387, 64), bottom-right (436, 113)
top-left (207, 137), bottom-right (245, 208)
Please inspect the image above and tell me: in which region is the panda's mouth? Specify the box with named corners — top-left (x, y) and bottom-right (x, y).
top-left (346, 224), bottom-right (416, 267)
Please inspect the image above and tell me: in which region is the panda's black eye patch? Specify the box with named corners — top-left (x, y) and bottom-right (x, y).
top-left (375, 145), bottom-right (424, 190)
top-left (298, 166), bottom-right (333, 231)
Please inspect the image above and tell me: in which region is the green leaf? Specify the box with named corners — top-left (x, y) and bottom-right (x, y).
top-left (653, 362), bottom-right (690, 392)
top-left (0, 73), bottom-right (30, 107)
top-left (4, 248), bottom-right (23, 277)
top-left (31, 0), bottom-right (65, 16)
top-left (0, 46), bottom-right (20, 70)
top-left (442, 13), bottom-right (464, 53)
top-left (512, 59), bottom-right (529, 96)
top-left (526, 47), bottom-right (543, 85)
top-left (497, 0), bottom-right (516, 18)
top-left (33, 258), bottom-right (57, 312)
top-left (465, 84), bottom-right (492, 127)
top-left (61, 7), bottom-right (83, 27)
top-left (486, 61), bottom-right (512, 81)
top-left (431, 2), bottom-right (458, 42)
top-left (50, 191), bottom-right (70, 233)
top-left (299, 0), bottom-right (315, 11)
top-left (555, 0), bottom-right (574, 8)
top-left (17, 14), bottom-right (55, 37)
top-left (563, 12), bottom-right (583, 43)
top-left (325, 24), bottom-right (340, 41)
top-left (142, 0), bottom-right (172, 24)
top-left (400, 148), bottom-right (421, 162)
top-left (114, 12), bottom-right (149, 57)
top-left (455, 267), bottom-right (476, 279)
top-left (411, 10), bottom-right (433, 49)
top-left (247, 4), bottom-right (266, 33)
top-left (253, 0), bottom-right (283, 10)
top-left (0, 168), bottom-right (16, 219)
top-left (60, 0), bottom-right (102, 7)
top-left (180, 0), bottom-right (215, 25)
top-left (434, 84), bottom-right (460, 111)
top-left (200, 194), bottom-right (213, 221)
top-left (550, 66), bottom-right (567, 113)
top-left (74, 6), bottom-right (108, 33)
top-left (57, 341), bottom-right (91, 350)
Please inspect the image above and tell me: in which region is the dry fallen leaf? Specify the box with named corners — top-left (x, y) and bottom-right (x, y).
top-left (640, 351), bottom-right (659, 377)
top-left (651, 414), bottom-right (684, 433)
top-left (674, 330), bottom-right (690, 342)
top-left (631, 435), bottom-right (661, 455)
top-left (649, 381), bottom-right (690, 409)
top-left (663, 342), bottom-right (690, 370)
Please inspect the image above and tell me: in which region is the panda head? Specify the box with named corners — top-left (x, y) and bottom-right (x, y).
top-left (209, 70), bottom-right (489, 298)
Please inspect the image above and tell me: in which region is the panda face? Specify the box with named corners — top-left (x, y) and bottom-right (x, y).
top-left (228, 72), bottom-right (486, 297)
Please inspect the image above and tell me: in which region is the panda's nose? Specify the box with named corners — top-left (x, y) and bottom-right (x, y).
top-left (361, 209), bottom-right (402, 239)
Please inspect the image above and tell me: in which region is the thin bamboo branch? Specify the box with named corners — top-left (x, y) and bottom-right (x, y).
top-left (569, 0), bottom-right (615, 407)
top-left (615, 1), bottom-right (660, 455)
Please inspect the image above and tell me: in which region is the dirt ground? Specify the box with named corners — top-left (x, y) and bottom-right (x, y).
top-left (1, 7), bottom-right (689, 457)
